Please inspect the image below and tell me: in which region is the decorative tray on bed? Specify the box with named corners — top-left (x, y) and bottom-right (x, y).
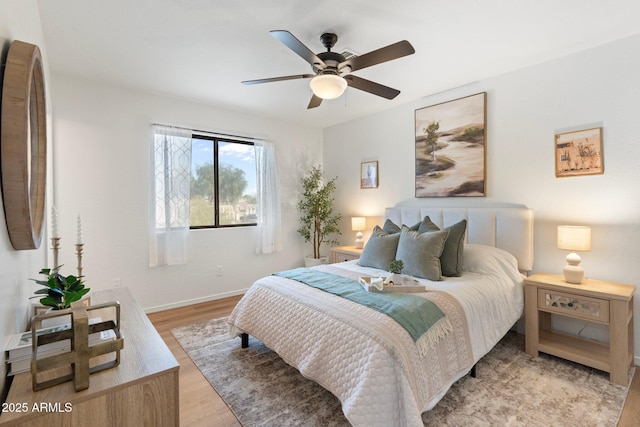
top-left (359, 276), bottom-right (426, 293)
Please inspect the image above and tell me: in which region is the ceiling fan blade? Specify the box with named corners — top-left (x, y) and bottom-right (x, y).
top-left (270, 30), bottom-right (326, 69)
top-left (307, 94), bottom-right (322, 109)
top-left (344, 75), bottom-right (400, 99)
top-left (242, 74), bottom-right (314, 85)
top-left (343, 40), bottom-right (415, 73)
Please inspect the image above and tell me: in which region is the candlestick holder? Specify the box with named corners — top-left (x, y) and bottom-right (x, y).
top-left (75, 243), bottom-right (84, 279)
top-left (51, 237), bottom-right (61, 268)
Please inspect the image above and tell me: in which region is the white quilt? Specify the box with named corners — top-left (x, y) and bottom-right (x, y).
top-left (228, 244), bottom-right (524, 426)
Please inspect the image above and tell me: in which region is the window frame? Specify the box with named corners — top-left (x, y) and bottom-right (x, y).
top-left (189, 134), bottom-right (257, 230)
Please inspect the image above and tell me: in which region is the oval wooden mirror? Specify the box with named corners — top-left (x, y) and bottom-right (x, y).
top-left (1, 40), bottom-right (47, 250)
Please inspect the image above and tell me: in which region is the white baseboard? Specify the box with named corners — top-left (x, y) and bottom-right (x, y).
top-left (143, 288), bottom-right (248, 314)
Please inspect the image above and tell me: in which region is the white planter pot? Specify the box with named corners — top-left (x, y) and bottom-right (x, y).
top-left (304, 256), bottom-right (328, 268)
top-left (384, 273), bottom-right (403, 285)
top-left (40, 307), bottom-right (72, 328)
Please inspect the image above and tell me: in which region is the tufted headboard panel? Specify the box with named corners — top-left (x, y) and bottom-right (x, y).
top-left (384, 207), bottom-right (534, 272)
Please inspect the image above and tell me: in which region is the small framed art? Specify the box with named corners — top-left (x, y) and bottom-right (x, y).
top-left (555, 127), bottom-right (603, 177)
top-left (361, 161), bottom-right (378, 189)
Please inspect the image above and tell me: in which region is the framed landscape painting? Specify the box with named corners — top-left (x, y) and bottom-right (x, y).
top-left (414, 92), bottom-right (486, 197)
top-left (555, 127), bottom-right (603, 177)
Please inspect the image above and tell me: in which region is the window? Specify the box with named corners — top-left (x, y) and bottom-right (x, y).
top-left (190, 135), bottom-right (257, 228)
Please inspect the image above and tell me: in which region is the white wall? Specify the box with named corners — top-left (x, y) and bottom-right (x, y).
top-left (323, 34), bottom-right (640, 360)
top-left (0, 0), bottom-right (49, 394)
top-left (50, 75), bottom-right (322, 311)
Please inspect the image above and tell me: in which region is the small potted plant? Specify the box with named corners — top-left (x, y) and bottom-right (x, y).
top-left (31, 266), bottom-right (90, 311)
top-left (297, 165), bottom-right (342, 267)
top-left (384, 259), bottom-right (404, 285)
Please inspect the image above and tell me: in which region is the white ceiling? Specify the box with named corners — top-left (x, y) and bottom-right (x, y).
top-left (37, 0), bottom-right (640, 129)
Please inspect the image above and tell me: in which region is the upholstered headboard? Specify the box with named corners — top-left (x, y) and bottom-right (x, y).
top-left (385, 207), bottom-right (534, 272)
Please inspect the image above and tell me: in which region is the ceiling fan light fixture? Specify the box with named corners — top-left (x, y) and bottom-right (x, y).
top-left (309, 74), bottom-right (347, 99)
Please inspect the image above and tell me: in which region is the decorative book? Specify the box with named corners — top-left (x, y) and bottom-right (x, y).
top-left (5, 318), bottom-right (116, 376)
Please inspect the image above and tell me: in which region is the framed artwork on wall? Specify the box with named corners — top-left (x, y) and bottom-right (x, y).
top-left (555, 127), bottom-right (603, 177)
top-left (361, 161), bottom-right (378, 189)
top-left (414, 92), bottom-right (486, 197)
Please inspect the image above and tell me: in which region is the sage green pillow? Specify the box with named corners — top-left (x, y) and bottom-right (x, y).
top-left (382, 218), bottom-right (424, 234)
top-left (396, 226), bottom-right (450, 281)
top-left (419, 217), bottom-right (467, 277)
top-left (358, 226), bottom-right (401, 271)
top-left (382, 219), bottom-right (402, 234)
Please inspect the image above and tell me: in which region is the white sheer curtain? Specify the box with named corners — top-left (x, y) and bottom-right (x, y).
top-left (149, 125), bottom-right (192, 266)
top-left (255, 140), bottom-right (282, 254)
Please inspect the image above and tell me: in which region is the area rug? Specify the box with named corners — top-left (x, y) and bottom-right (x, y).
top-left (171, 317), bottom-right (631, 426)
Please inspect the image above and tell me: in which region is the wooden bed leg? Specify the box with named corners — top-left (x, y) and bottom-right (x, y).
top-left (470, 363), bottom-right (477, 378)
top-left (240, 333), bottom-right (249, 348)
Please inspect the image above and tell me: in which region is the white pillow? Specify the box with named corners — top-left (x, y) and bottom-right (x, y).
top-left (462, 244), bottom-right (524, 283)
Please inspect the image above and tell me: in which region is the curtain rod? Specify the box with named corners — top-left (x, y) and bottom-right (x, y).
top-left (152, 123), bottom-right (264, 142)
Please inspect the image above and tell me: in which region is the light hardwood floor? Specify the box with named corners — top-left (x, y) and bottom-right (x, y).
top-left (148, 296), bottom-right (640, 427)
top-left (148, 296), bottom-right (243, 427)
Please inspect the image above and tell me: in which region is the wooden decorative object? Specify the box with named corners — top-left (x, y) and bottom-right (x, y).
top-left (51, 237), bottom-right (61, 269)
top-left (30, 302), bottom-right (124, 391)
top-left (76, 243), bottom-right (85, 279)
top-left (0, 40), bottom-right (47, 250)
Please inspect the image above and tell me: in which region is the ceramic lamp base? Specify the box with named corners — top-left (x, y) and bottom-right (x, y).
top-left (355, 231), bottom-right (364, 249)
top-left (563, 265), bottom-right (584, 284)
top-left (563, 252), bottom-right (584, 284)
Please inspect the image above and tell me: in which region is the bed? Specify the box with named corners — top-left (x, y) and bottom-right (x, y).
top-left (228, 207), bottom-right (534, 427)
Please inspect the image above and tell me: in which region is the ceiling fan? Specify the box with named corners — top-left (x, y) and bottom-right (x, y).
top-left (242, 30), bottom-right (415, 109)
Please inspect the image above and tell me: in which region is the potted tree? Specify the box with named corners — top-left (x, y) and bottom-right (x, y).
top-left (297, 165), bottom-right (341, 267)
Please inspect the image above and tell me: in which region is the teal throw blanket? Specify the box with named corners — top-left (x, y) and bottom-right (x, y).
top-left (273, 268), bottom-right (446, 344)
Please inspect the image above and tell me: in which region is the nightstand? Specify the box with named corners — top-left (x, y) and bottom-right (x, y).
top-left (524, 273), bottom-right (635, 385)
top-left (330, 245), bottom-right (363, 263)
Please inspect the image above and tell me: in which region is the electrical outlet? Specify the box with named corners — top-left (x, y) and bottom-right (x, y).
top-left (113, 278), bottom-right (121, 288)
top-left (216, 265), bottom-right (223, 276)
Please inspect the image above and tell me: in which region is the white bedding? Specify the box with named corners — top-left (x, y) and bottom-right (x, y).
top-left (228, 244), bottom-right (524, 426)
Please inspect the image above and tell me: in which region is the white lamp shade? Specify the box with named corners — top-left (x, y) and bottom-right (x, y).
top-left (557, 226), bottom-right (592, 251)
top-left (351, 217), bottom-right (366, 231)
top-left (309, 74), bottom-right (347, 99)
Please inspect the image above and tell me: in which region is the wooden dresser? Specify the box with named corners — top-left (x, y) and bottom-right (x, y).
top-left (0, 288), bottom-right (179, 426)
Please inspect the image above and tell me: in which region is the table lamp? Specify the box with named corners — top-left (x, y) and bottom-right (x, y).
top-left (351, 217), bottom-right (366, 249)
top-left (557, 225), bottom-right (591, 284)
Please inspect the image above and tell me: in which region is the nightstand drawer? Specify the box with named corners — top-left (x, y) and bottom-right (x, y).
top-left (334, 253), bottom-right (360, 262)
top-left (330, 246), bottom-right (363, 264)
top-left (537, 288), bottom-right (610, 323)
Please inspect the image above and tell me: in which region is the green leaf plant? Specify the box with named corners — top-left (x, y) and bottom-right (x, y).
top-left (297, 165), bottom-right (342, 259)
top-left (31, 266), bottom-right (90, 310)
top-left (389, 259), bottom-right (404, 274)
